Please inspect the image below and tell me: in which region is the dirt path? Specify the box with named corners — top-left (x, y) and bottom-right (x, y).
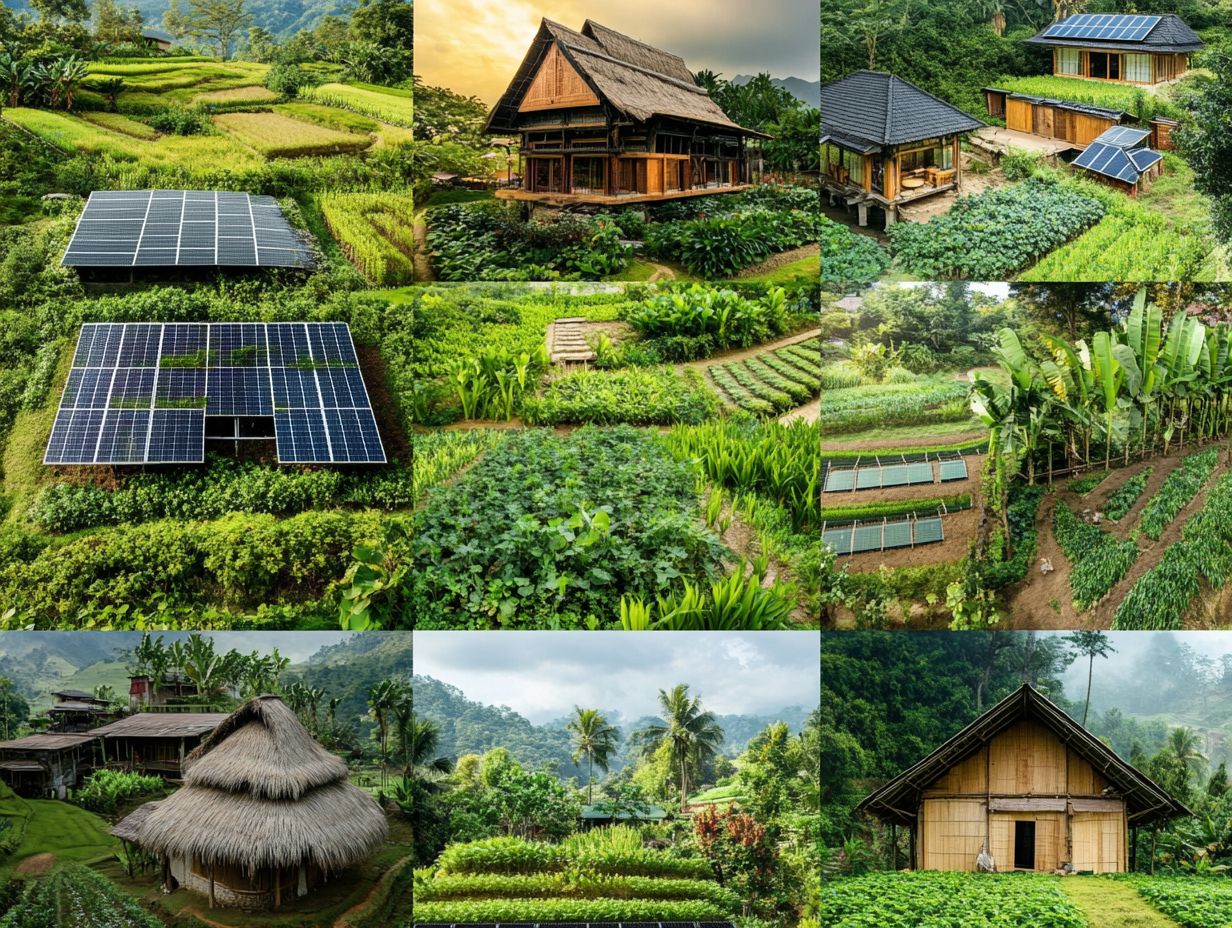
top-left (781, 399), bottom-right (818, 424)
top-left (334, 857), bottom-right (411, 928)
top-left (645, 261), bottom-right (678, 282)
top-left (682, 327), bottom-right (819, 371)
top-left (822, 429), bottom-right (987, 452)
top-left (14, 853), bottom-right (54, 876)
top-left (1059, 877), bottom-right (1180, 928)
top-left (412, 213), bottom-right (435, 282)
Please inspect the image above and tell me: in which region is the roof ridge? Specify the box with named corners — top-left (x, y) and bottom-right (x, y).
top-left (564, 44), bottom-right (708, 95)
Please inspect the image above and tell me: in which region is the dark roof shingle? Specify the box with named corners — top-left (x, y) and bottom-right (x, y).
top-left (1026, 13), bottom-right (1203, 53)
top-left (821, 71), bottom-right (983, 150)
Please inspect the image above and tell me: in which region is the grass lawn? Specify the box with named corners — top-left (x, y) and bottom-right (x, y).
top-left (419, 188), bottom-right (494, 209)
top-left (3, 341), bottom-right (71, 521)
top-left (0, 791), bottom-right (118, 878)
top-left (1059, 877), bottom-right (1180, 928)
top-left (733, 254), bottom-right (820, 285)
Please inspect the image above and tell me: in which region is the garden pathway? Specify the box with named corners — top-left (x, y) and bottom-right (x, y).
top-left (547, 318), bottom-right (596, 363)
top-left (412, 213), bottom-right (435, 282)
top-left (683, 327), bottom-right (820, 371)
top-left (1059, 877), bottom-right (1179, 928)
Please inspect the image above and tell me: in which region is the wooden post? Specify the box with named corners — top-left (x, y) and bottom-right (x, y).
top-left (890, 822), bottom-right (897, 869)
top-left (1130, 826), bottom-right (1137, 872)
top-left (274, 868), bottom-right (281, 909)
top-left (1150, 827), bottom-right (1157, 875)
top-left (909, 824), bottom-right (916, 871)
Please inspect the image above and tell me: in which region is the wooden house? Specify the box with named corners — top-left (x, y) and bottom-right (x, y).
top-left (128, 672), bottom-right (200, 710)
top-left (0, 733), bottom-right (98, 799)
top-left (858, 685), bottom-right (1187, 874)
top-left (113, 696), bottom-right (386, 910)
top-left (485, 19), bottom-right (768, 205)
top-left (821, 71), bottom-right (983, 229)
top-left (47, 689), bottom-right (119, 732)
top-left (93, 712), bottom-right (229, 778)
top-left (982, 89), bottom-right (1132, 150)
top-left (1026, 13), bottom-right (1202, 85)
top-left (1072, 126), bottom-right (1164, 195)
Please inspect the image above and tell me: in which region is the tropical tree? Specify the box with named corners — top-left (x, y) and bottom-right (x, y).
top-left (566, 707), bottom-right (619, 804)
top-left (1169, 727), bottom-right (1208, 785)
top-left (631, 684), bottom-right (724, 811)
top-left (1065, 631), bottom-right (1115, 725)
top-left (369, 677), bottom-right (410, 791)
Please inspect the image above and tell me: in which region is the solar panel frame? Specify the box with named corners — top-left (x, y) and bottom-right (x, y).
top-left (45, 322), bottom-right (383, 465)
top-left (62, 190), bottom-right (313, 270)
top-left (1042, 13), bottom-right (1159, 42)
top-left (824, 469), bottom-right (856, 493)
top-left (939, 459), bottom-right (969, 482)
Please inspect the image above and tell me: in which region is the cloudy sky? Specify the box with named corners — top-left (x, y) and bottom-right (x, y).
top-left (413, 632), bottom-right (820, 724)
top-left (0, 631), bottom-right (362, 664)
top-left (415, 0), bottom-right (820, 104)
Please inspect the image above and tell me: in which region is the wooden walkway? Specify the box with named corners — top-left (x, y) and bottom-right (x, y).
top-left (547, 317), bottom-right (595, 364)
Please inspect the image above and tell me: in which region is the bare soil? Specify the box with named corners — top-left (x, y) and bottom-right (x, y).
top-left (835, 507), bottom-right (980, 572)
top-left (822, 429), bottom-right (986, 452)
top-left (14, 853), bottom-right (54, 876)
top-left (780, 399), bottom-right (818, 424)
top-left (735, 243), bottom-right (819, 277)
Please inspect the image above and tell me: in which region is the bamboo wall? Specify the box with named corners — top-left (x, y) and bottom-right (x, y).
top-left (915, 719), bottom-right (1125, 873)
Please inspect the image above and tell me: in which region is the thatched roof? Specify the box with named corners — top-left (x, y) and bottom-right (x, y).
top-left (125, 696), bottom-right (387, 872)
top-left (486, 18), bottom-right (769, 138)
top-left (858, 685), bottom-right (1189, 828)
top-left (112, 800), bottom-right (162, 842)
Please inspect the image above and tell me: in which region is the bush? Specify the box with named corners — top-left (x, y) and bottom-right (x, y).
top-left (646, 208), bottom-right (817, 278)
top-left (73, 769), bottom-right (163, 815)
top-left (623, 285), bottom-right (788, 354)
top-left (265, 63), bottom-right (316, 97)
top-left (145, 106), bottom-right (208, 135)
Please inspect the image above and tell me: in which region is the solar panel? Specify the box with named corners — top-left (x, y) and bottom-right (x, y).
top-left (939, 459), bottom-right (968, 482)
top-left (907, 462), bottom-right (934, 484)
top-left (45, 322), bottom-right (384, 465)
top-left (1097, 126), bottom-right (1152, 149)
top-left (62, 190), bottom-right (313, 269)
top-left (1042, 13), bottom-right (1159, 42)
top-left (824, 469), bottom-right (855, 492)
top-left (915, 517), bottom-right (945, 545)
top-left (822, 527), bottom-right (854, 555)
top-left (883, 521), bottom-right (913, 549)
top-left (1074, 139), bottom-right (1160, 185)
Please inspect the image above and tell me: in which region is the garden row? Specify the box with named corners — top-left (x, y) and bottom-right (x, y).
top-left (820, 379), bottom-right (971, 435)
top-left (708, 339), bottom-right (821, 416)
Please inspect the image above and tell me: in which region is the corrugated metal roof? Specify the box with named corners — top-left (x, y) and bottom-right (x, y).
top-left (0, 733), bottom-right (98, 751)
top-left (822, 71), bottom-right (983, 149)
top-left (92, 713), bottom-right (228, 738)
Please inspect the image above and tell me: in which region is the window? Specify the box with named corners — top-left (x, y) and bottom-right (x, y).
top-left (1056, 48), bottom-right (1080, 76)
top-left (571, 157), bottom-right (605, 194)
top-left (1090, 52), bottom-right (1121, 80)
top-left (1125, 53), bottom-right (1151, 83)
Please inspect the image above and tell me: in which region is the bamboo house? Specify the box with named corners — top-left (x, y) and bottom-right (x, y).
top-left (858, 685), bottom-right (1187, 874)
top-left (485, 18), bottom-right (769, 205)
top-left (821, 71), bottom-right (983, 229)
top-left (111, 695), bottom-right (388, 909)
top-left (1025, 13), bottom-right (1202, 85)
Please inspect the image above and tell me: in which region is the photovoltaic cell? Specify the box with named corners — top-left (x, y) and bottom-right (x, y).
top-left (1042, 13), bottom-right (1160, 42)
top-left (1073, 130), bottom-right (1163, 185)
top-left (62, 190), bottom-right (313, 269)
top-left (46, 322), bottom-right (382, 465)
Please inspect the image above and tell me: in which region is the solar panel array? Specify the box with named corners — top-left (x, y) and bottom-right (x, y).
top-left (45, 322), bottom-right (385, 465)
top-left (1073, 134), bottom-right (1163, 185)
top-left (939, 459), bottom-right (969, 482)
top-left (62, 191), bottom-right (313, 269)
top-left (1097, 126), bottom-right (1152, 148)
top-left (824, 461), bottom-right (936, 493)
top-left (823, 516), bottom-right (946, 556)
top-left (1042, 13), bottom-right (1160, 42)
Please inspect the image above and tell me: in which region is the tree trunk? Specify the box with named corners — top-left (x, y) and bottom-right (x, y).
top-left (1083, 654), bottom-right (1093, 726)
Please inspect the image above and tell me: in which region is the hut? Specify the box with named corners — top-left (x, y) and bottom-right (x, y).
top-left (1026, 13), bottom-right (1202, 84)
top-left (580, 802), bottom-right (667, 829)
top-left (1071, 126), bottom-right (1164, 195)
top-left (857, 685), bottom-right (1187, 874)
top-left (128, 672), bottom-right (200, 710)
top-left (821, 71), bottom-right (983, 229)
top-left (981, 89), bottom-right (1133, 149)
top-left (111, 695), bottom-right (387, 909)
top-left (48, 691), bottom-right (118, 732)
top-left (485, 19), bottom-right (769, 205)
top-left (93, 712), bottom-right (229, 778)
top-left (0, 733), bottom-right (97, 798)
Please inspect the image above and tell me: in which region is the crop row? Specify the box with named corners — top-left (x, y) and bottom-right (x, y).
top-left (1069, 470), bottom-right (1109, 494)
top-left (1020, 206), bottom-right (1210, 282)
top-left (1113, 470), bottom-right (1232, 629)
top-left (1053, 502), bottom-right (1137, 610)
top-left (817, 872), bottom-right (1086, 928)
top-left (415, 873), bottom-right (737, 907)
top-left (213, 112), bottom-right (373, 159)
top-left (411, 898), bottom-right (730, 923)
top-left (523, 367), bottom-right (718, 426)
top-left (709, 341), bottom-right (818, 415)
top-left (1124, 875), bottom-right (1232, 928)
top-left (411, 430), bottom-right (508, 506)
top-left (318, 191), bottom-right (414, 285)
top-left (0, 864), bottom-right (164, 928)
top-left (888, 178), bottom-right (1105, 279)
top-left (1138, 449), bottom-right (1218, 539)
top-left (822, 493), bottom-right (972, 525)
top-left (300, 81), bottom-right (412, 127)
top-left (1103, 467), bottom-right (1151, 520)
top-left (820, 381), bottom-right (970, 435)
top-left (434, 837), bottom-right (714, 880)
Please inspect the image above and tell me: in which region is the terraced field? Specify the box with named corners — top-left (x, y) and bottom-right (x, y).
top-left (213, 111), bottom-right (375, 158)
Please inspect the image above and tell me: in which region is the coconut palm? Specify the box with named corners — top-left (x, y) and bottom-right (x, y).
top-left (1169, 727), bottom-right (1207, 786)
top-left (630, 684), bottom-right (724, 811)
top-left (369, 677), bottom-right (410, 791)
top-left (566, 707), bottom-right (619, 804)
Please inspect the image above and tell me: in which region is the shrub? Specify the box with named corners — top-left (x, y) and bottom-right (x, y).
top-left (146, 106), bottom-right (208, 135)
top-left (623, 285), bottom-right (788, 353)
top-left (646, 208), bottom-right (817, 278)
top-left (73, 769), bottom-right (163, 815)
top-left (523, 367), bottom-right (718, 426)
top-left (265, 63), bottom-right (315, 97)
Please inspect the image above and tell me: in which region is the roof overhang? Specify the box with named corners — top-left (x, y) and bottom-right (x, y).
top-left (856, 684), bottom-right (1190, 829)
top-left (1025, 35), bottom-right (1203, 53)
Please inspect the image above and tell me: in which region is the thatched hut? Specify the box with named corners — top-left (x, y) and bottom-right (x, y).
top-left (112, 695), bottom-right (388, 909)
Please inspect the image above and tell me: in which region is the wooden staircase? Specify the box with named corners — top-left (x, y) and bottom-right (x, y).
top-left (547, 317), bottom-right (595, 364)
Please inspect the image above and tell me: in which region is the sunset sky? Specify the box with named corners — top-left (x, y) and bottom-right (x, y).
top-left (415, 0), bottom-right (820, 105)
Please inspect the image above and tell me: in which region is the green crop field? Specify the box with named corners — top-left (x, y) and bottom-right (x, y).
top-left (213, 111), bottom-right (374, 158)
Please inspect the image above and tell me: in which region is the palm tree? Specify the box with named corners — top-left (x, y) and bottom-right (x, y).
top-left (369, 677), bottom-right (410, 792)
top-left (1169, 727), bottom-right (1207, 787)
top-left (631, 684), bottom-right (724, 811)
top-left (410, 716), bottom-right (453, 789)
top-left (566, 707), bottom-right (619, 804)
top-left (1064, 631), bottom-right (1116, 725)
